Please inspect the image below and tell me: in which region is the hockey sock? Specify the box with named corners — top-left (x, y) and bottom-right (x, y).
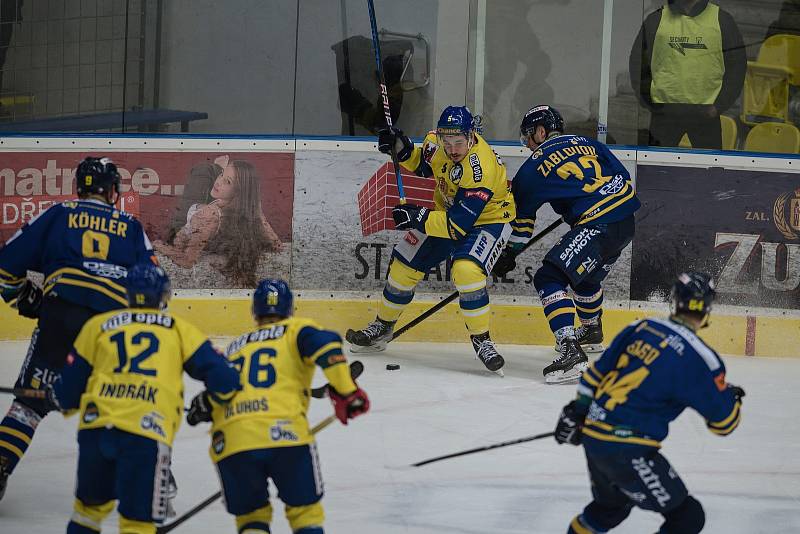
top-left (0, 402), bottom-right (41, 474)
top-left (567, 513), bottom-right (608, 533)
top-left (68, 499), bottom-right (114, 533)
top-left (574, 286), bottom-right (603, 325)
top-left (453, 259), bottom-right (490, 335)
top-left (659, 495), bottom-right (705, 534)
top-left (285, 502), bottom-right (324, 533)
top-left (555, 326), bottom-right (576, 345)
top-left (538, 285), bottom-right (576, 336)
top-left (119, 515), bottom-right (156, 533)
top-left (378, 260), bottom-right (424, 322)
top-left (236, 504), bottom-right (273, 533)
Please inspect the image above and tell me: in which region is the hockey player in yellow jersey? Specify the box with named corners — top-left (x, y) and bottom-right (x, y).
top-left (50, 263), bottom-right (240, 534)
top-left (346, 106), bottom-right (515, 374)
top-left (186, 278), bottom-right (369, 534)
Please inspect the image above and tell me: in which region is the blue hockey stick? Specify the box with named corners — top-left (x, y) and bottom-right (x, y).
top-left (366, 0), bottom-right (406, 203)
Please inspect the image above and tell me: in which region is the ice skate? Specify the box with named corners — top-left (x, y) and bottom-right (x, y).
top-left (346, 318), bottom-right (395, 353)
top-left (544, 338), bottom-right (588, 384)
top-left (554, 317), bottom-right (605, 354)
top-left (471, 333), bottom-right (505, 376)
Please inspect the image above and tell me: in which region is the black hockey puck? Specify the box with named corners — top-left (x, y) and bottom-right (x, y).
top-left (386, 363), bottom-right (400, 370)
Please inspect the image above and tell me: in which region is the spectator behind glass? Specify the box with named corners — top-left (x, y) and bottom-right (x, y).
top-left (154, 159), bottom-right (283, 287)
top-left (766, 0), bottom-right (800, 39)
top-left (630, 0), bottom-right (746, 149)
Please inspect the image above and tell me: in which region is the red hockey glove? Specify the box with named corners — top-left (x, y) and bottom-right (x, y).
top-left (329, 386), bottom-right (370, 424)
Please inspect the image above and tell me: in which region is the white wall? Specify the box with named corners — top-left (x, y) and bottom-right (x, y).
top-left (158, 0), bottom-right (298, 134)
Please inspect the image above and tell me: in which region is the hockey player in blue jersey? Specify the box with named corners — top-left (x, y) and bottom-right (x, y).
top-left (492, 105), bottom-right (640, 383)
top-left (0, 156), bottom-right (156, 500)
top-left (554, 272), bottom-right (744, 534)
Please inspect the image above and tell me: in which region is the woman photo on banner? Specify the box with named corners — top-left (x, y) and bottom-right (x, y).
top-left (154, 155), bottom-right (285, 288)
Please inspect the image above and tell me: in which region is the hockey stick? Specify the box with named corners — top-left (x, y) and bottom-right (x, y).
top-left (156, 414), bottom-right (339, 534)
top-left (176, 360), bottom-right (364, 413)
top-left (366, 0), bottom-right (406, 203)
top-left (311, 360), bottom-right (364, 399)
top-left (390, 218), bottom-right (564, 341)
top-left (1, 361), bottom-right (363, 403)
top-left (155, 367), bottom-right (358, 534)
top-left (411, 431), bottom-right (555, 467)
top-left (0, 386), bottom-right (47, 399)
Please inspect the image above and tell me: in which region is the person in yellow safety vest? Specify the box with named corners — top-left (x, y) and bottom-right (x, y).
top-left (629, 0), bottom-right (746, 149)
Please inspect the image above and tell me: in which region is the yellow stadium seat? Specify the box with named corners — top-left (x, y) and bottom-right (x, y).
top-left (744, 122), bottom-right (800, 153)
top-left (759, 34), bottom-right (800, 86)
top-left (677, 115), bottom-right (738, 150)
top-left (741, 34), bottom-right (800, 126)
top-left (721, 114), bottom-right (738, 150)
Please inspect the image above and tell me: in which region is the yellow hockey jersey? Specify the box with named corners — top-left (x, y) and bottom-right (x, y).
top-left (57, 308), bottom-right (240, 446)
top-left (208, 317), bottom-right (356, 461)
top-left (401, 131), bottom-right (515, 239)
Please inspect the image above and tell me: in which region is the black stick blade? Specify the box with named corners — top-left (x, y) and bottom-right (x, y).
top-left (311, 360), bottom-right (364, 399)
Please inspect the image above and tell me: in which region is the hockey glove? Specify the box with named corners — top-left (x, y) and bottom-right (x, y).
top-left (12, 280), bottom-right (43, 319)
top-left (377, 127), bottom-right (414, 162)
top-left (186, 391), bottom-right (213, 426)
top-left (728, 384), bottom-right (746, 402)
top-left (392, 204), bottom-right (429, 232)
top-left (491, 247), bottom-right (518, 277)
top-left (554, 400), bottom-right (589, 446)
top-left (42, 383), bottom-right (62, 413)
top-left (329, 385), bottom-right (370, 425)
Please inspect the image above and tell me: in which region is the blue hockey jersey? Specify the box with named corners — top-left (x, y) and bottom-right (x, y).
top-left (0, 199), bottom-right (154, 312)
top-left (576, 317), bottom-right (741, 451)
top-left (509, 135), bottom-right (640, 246)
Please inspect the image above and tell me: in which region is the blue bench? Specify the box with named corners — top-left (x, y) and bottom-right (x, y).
top-left (0, 108), bottom-right (208, 133)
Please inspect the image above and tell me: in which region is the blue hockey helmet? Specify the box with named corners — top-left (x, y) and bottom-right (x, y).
top-left (126, 263), bottom-right (171, 309)
top-left (253, 278), bottom-right (293, 319)
top-left (436, 106), bottom-right (475, 137)
top-left (75, 156), bottom-right (121, 199)
top-left (671, 271), bottom-right (716, 325)
top-left (519, 105), bottom-right (565, 145)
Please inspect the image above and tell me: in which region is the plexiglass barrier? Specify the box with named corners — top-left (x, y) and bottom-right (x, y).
top-left (0, 0), bottom-right (797, 155)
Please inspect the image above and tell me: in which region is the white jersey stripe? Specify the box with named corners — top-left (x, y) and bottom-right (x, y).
top-left (648, 317), bottom-right (721, 371)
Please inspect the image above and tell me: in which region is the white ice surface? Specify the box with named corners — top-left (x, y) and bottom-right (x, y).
top-left (0, 339), bottom-right (798, 533)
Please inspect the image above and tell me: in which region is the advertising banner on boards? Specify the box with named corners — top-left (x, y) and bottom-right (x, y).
top-left (0, 152), bottom-right (294, 288)
top-left (631, 164), bottom-right (800, 309)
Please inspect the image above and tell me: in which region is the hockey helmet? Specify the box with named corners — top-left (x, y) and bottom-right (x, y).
top-left (670, 271), bottom-right (715, 325)
top-left (253, 278), bottom-right (293, 319)
top-left (126, 263), bottom-right (171, 310)
top-left (519, 105), bottom-right (565, 145)
top-left (76, 156), bottom-right (121, 198)
top-left (436, 106), bottom-right (475, 137)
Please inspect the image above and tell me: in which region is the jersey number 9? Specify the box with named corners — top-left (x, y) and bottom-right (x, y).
top-left (82, 230), bottom-right (111, 260)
